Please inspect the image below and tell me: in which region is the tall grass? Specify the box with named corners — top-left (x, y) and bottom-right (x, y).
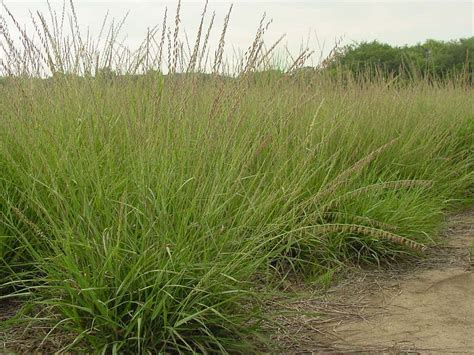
top-left (1, 1), bottom-right (473, 352)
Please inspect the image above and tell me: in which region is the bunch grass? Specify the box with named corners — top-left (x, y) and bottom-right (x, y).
top-left (0, 1), bottom-right (473, 352)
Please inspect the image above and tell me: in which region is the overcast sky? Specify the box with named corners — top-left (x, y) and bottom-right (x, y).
top-left (2, 1), bottom-right (473, 66)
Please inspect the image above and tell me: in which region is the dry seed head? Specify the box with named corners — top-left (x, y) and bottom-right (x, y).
top-left (287, 48), bottom-right (314, 73)
top-left (306, 138), bottom-right (399, 206)
top-left (242, 13), bottom-right (272, 74)
top-left (319, 212), bottom-right (399, 231)
top-left (11, 206), bottom-right (47, 240)
top-left (257, 34), bottom-right (286, 69)
top-left (157, 8), bottom-right (168, 68)
top-left (171, 0), bottom-right (181, 74)
top-left (198, 11), bottom-right (215, 71)
top-left (213, 4), bottom-right (232, 74)
top-left (314, 223), bottom-right (427, 252)
top-left (188, 0), bottom-right (208, 72)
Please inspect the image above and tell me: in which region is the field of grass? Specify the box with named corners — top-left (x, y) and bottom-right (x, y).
top-left (1, 2), bottom-right (473, 352)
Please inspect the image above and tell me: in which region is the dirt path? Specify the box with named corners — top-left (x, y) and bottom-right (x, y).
top-left (271, 210), bottom-right (474, 353)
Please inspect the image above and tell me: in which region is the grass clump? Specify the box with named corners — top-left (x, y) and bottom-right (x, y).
top-left (1, 1), bottom-right (473, 352)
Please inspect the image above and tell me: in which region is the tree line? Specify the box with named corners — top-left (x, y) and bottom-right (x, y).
top-left (327, 37), bottom-right (473, 81)
top-left (1, 37), bottom-right (472, 84)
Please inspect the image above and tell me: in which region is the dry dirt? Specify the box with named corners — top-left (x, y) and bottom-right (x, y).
top-left (270, 210), bottom-right (474, 353)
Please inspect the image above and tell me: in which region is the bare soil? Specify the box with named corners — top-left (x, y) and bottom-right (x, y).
top-left (270, 210), bottom-right (474, 353)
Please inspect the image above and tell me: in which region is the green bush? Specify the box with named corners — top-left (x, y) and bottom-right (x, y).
top-left (328, 38), bottom-right (473, 82)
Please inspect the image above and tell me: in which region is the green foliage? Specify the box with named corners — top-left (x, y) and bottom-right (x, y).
top-left (330, 38), bottom-right (473, 81)
top-left (0, 2), bottom-right (473, 353)
top-left (1, 73), bottom-right (473, 352)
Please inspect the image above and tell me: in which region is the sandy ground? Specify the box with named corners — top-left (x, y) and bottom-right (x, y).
top-left (270, 210), bottom-right (474, 353)
top-left (332, 268), bottom-right (473, 353)
top-left (332, 213), bottom-right (473, 353)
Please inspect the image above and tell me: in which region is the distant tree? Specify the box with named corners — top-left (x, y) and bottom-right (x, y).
top-left (419, 38), bottom-right (473, 77)
top-left (328, 37), bottom-right (473, 82)
top-left (337, 41), bottom-right (402, 74)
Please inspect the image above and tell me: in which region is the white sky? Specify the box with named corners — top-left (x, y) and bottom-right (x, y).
top-left (1, 1), bottom-right (473, 67)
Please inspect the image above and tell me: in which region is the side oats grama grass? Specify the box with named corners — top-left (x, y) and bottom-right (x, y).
top-left (0, 1), bottom-right (473, 352)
